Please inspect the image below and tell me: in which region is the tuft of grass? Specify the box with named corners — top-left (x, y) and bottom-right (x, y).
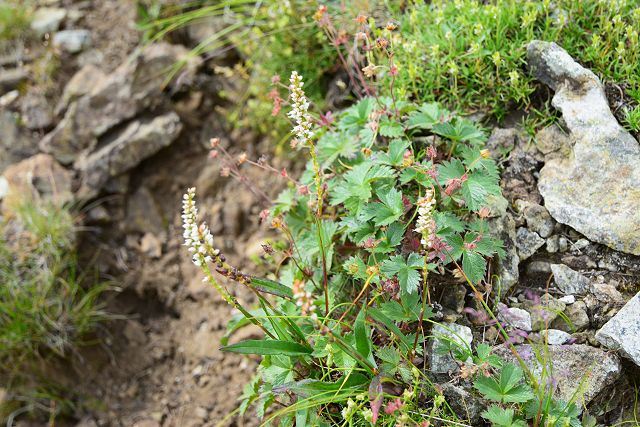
top-left (0, 1), bottom-right (30, 41)
top-left (0, 198), bottom-right (108, 420)
top-left (624, 105), bottom-right (640, 133)
top-left (384, 0), bottom-right (640, 121)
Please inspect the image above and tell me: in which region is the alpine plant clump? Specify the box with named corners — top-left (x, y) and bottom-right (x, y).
top-left (181, 66), bottom-right (516, 425)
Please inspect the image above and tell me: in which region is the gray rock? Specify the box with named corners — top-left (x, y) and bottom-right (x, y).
top-left (497, 303), bottom-right (532, 331)
top-left (542, 329), bottom-right (572, 345)
top-left (525, 260), bottom-right (551, 276)
top-left (546, 235), bottom-right (559, 253)
top-left (20, 92), bottom-right (53, 130)
top-left (52, 29), bottom-right (92, 54)
top-left (0, 111), bottom-right (37, 172)
top-left (76, 112), bottom-right (182, 198)
top-left (55, 64), bottom-right (106, 115)
top-left (429, 323), bottom-right (472, 375)
top-left (124, 186), bottom-right (164, 236)
top-left (524, 293), bottom-right (566, 331)
top-left (30, 7), bottom-right (67, 35)
top-left (558, 236), bottom-right (569, 252)
top-left (551, 264), bottom-right (590, 295)
top-left (535, 124), bottom-right (571, 156)
top-left (558, 295), bottom-right (575, 305)
top-left (595, 292), bottom-right (640, 367)
top-left (516, 227), bottom-right (545, 261)
top-left (515, 200), bottom-right (555, 238)
top-left (0, 68), bottom-right (28, 95)
top-left (489, 213), bottom-right (519, 296)
top-left (1, 154), bottom-right (72, 209)
top-left (528, 41), bottom-right (640, 255)
top-left (41, 43), bottom-right (199, 164)
top-left (440, 383), bottom-right (485, 424)
top-left (552, 300), bottom-right (589, 332)
top-left (495, 344), bottom-right (621, 407)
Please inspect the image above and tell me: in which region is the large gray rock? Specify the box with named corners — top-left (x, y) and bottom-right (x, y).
top-left (40, 43), bottom-right (199, 164)
top-left (551, 264), bottom-right (590, 295)
top-left (495, 344), bottom-right (621, 407)
top-left (429, 323), bottom-right (472, 376)
top-left (75, 112), bottom-right (182, 198)
top-left (528, 41), bottom-right (640, 255)
top-left (595, 292), bottom-right (640, 367)
top-left (497, 303), bottom-right (532, 332)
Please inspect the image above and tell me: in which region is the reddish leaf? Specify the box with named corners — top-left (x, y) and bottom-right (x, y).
top-left (368, 375), bottom-right (383, 425)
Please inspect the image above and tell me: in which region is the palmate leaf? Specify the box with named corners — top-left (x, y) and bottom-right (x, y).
top-left (380, 252), bottom-right (423, 294)
top-left (461, 170), bottom-right (501, 211)
top-left (481, 406), bottom-right (528, 427)
top-left (317, 131), bottom-right (359, 167)
top-left (359, 187), bottom-right (404, 226)
top-left (474, 363), bottom-right (534, 404)
top-left (407, 102), bottom-right (444, 130)
top-left (339, 97), bottom-right (375, 132)
top-left (379, 117), bottom-right (405, 138)
top-left (438, 158), bottom-right (465, 183)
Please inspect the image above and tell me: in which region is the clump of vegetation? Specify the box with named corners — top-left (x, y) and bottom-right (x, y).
top-left (383, 0), bottom-right (640, 120)
top-left (0, 1), bottom-right (30, 41)
top-left (183, 50), bottom-right (592, 425)
top-left (0, 198), bottom-right (107, 420)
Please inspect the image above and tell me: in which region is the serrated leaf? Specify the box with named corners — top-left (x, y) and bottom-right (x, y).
top-left (438, 158), bottom-right (465, 183)
top-left (379, 139), bottom-right (411, 165)
top-left (381, 253), bottom-right (423, 294)
top-left (407, 102), bottom-right (442, 129)
top-left (462, 250), bottom-right (486, 284)
top-left (379, 117), bottom-right (405, 137)
top-left (222, 340), bottom-right (312, 356)
top-left (360, 188), bottom-right (404, 226)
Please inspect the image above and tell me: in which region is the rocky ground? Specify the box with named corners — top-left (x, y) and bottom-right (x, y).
top-left (1, 2), bottom-right (640, 427)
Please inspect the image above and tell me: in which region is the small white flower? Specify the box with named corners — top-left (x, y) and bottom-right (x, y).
top-left (288, 71), bottom-right (315, 146)
top-left (415, 189), bottom-right (436, 249)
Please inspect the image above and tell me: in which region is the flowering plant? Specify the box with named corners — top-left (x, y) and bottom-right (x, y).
top-left (181, 63), bottom-right (514, 424)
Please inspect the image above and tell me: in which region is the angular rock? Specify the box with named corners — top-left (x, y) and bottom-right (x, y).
top-left (515, 200), bottom-right (555, 238)
top-left (535, 124), bottom-right (571, 157)
top-left (1, 154), bottom-right (72, 208)
top-left (595, 292), bottom-right (640, 367)
top-left (552, 300), bottom-right (590, 332)
top-left (489, 213), bottom-right (519, 296)
top-left (551, 264), bottom-right (590, 295)
top-left (76, 112), bottom-right (182, 198)
top-left (495, 344), bottom-right (621, 407)
top-left (20, 92), bottom-right (54, 130)
top-left (528, 41), bottom-right (640, 255)
top-left (0, 111), bottom-right (37, 172)
top-left (40, 43), bottom-right (199, 164)
top-left (429, 323), bottom-right (472, 375)
top-left (516, 227), bottom-right (545, 261)
top-left (541, 329), bottom-right (572, 345)
top-left (30, 7), bottom-right (67, 35)
top-left (52, 29), bottom-right (92, 54)
top-left (440, 383), bottom-right (485, 424)
top-left (524, 293), bottom-right (566, 331)
top-left (55, 64), bottom-right (107, 114)
top-left (497, 303), bottom-right (532, 332)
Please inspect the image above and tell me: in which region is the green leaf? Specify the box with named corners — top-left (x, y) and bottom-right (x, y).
top-left (379, 139), bottom-right (411, 165)
top-left (250, 277), bottom-right (294, 299)
top-left (461, 171), bottom-right (501, 211)
top-left (381, 253), bottom-right (423, 294)
top-left (462, 250), bottom-right (486, 284)
top-left (317, 131), bottom-right (359, 167)
top-left (379, 117), bottom-right (405, 137)
top-left (438, 158), bottom-right (465, 183)
top-left (481, 406), bottom-right (527, 427)
top-left (407, 102), bottom-right (443, 129)
top-left (222, 339), bottom-right (312, 356)
top-left (354, 305), bottom-right (373, 363)
top-left (474, 363), bottom-right (534, 404)
top-left (360, 187), bottom-right (404, 226)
